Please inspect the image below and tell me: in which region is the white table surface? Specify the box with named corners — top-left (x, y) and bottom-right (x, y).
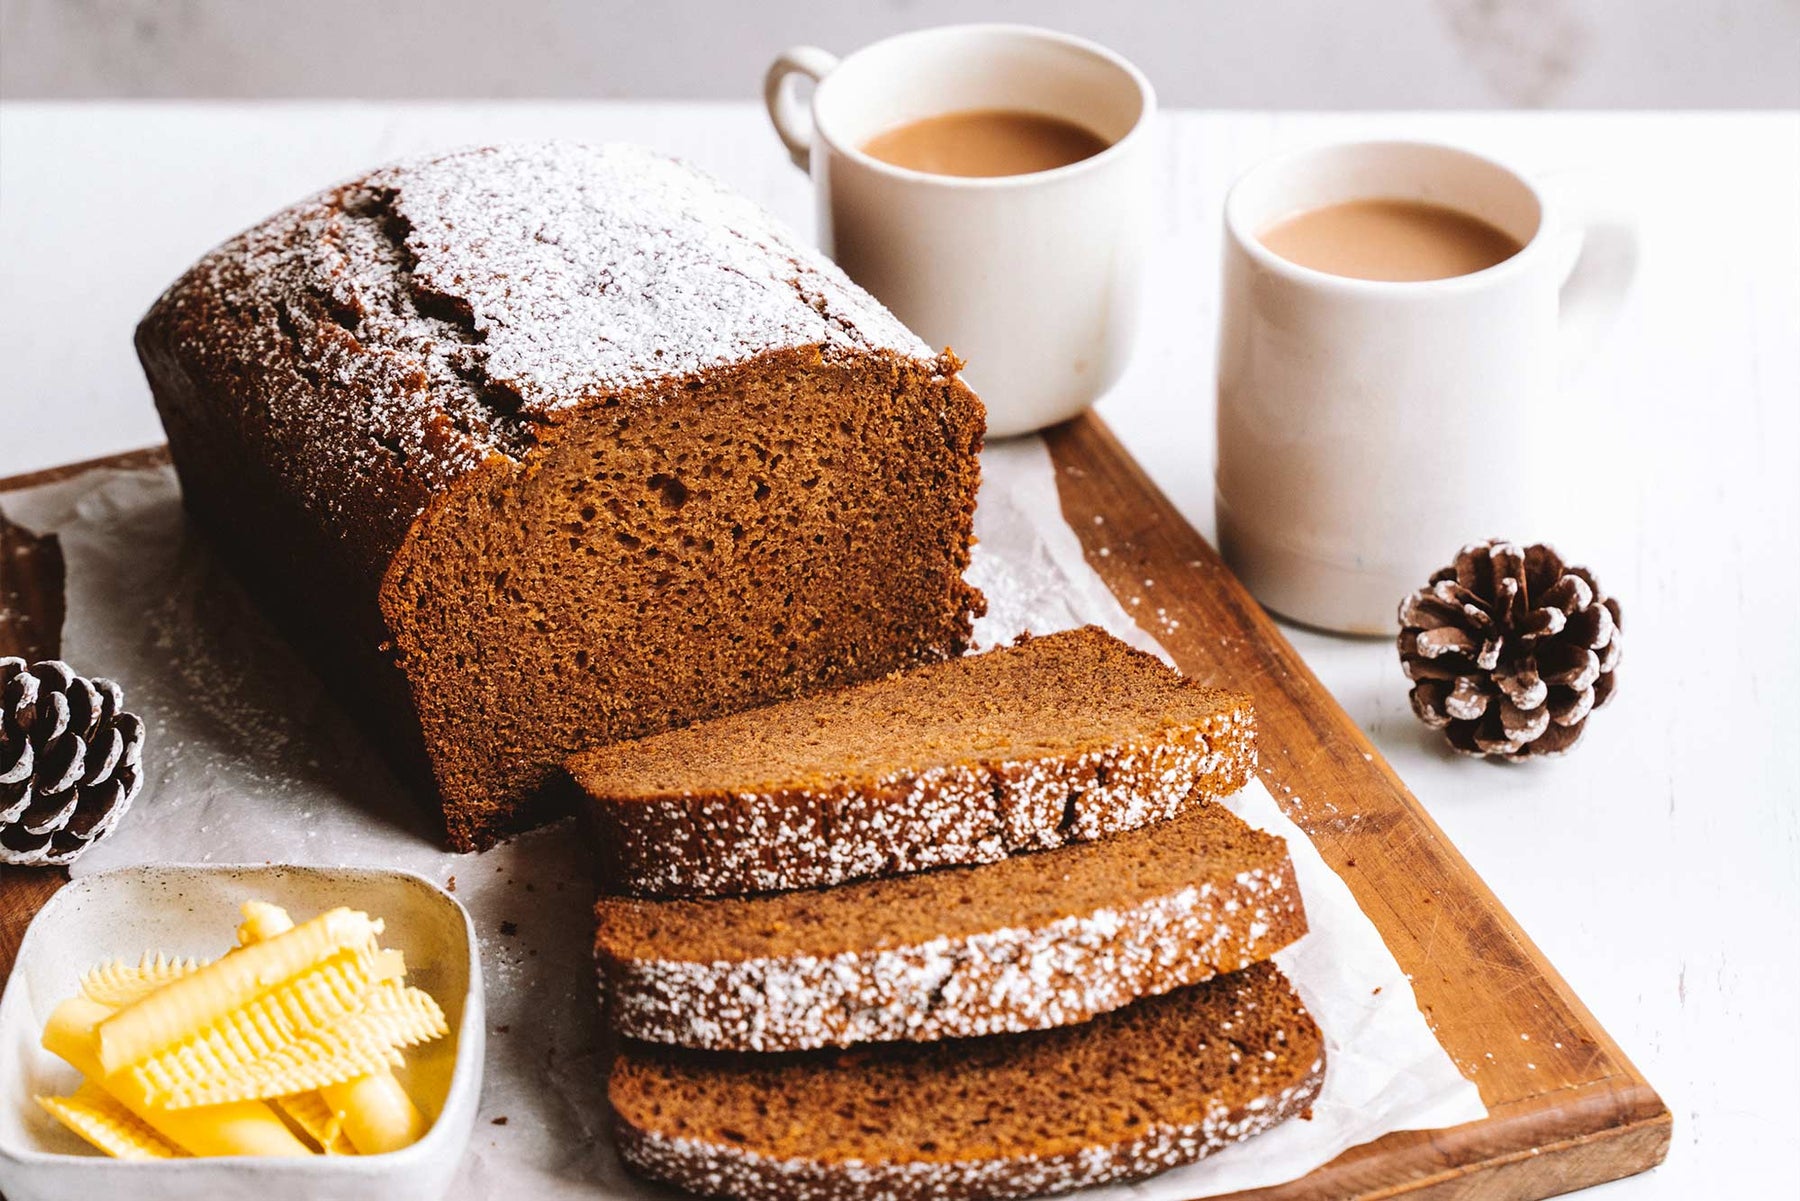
top-left (1, 102), bottom-right (1795, 1196)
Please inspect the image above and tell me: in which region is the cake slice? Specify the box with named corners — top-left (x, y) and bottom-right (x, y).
top-left (570, 627), bottom-right (1255, 897)
top-left (594, 801), bottom-right (1305, 1052)
top-left (609, 960), bottom-right (1325, 1201)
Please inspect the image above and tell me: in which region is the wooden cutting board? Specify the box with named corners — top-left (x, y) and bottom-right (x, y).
top-left (0, 422), bottom-right (1668, 1199)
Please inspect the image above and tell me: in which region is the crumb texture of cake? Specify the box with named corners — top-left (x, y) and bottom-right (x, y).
top-left (135, 141), bottom-right (986, 851)
top-left (571, 627), bottom-right (1255, 897)
top-left (594, 802), bottom-right (1305, 1052)
top-left (608, 961), bottom-right (1325, 1201)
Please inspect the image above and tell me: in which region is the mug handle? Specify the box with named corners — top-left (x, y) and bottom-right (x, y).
top-left (1547, 176), bottom-right (1638, 379)
top-left (763, 46), bottom-right (840, 172)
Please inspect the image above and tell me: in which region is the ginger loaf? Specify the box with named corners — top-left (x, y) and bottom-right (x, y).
top-left (135, 142), bottom-right (986, 851)
top-left (570, 626), bottom-right (1255, 896)
top-left (594, 800), bottom-right (1306, 1052)
top-left (609, 960), bottom-right (1326, 1201)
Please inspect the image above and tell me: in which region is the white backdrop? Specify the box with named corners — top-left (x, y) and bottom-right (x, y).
top-left (2, 0), bottom-right (1798, 109)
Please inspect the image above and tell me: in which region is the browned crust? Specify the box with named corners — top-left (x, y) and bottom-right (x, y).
top-left (136, 273), bottom-right (450, 815)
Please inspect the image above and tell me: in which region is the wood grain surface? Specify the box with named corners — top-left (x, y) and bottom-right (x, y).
top-left (1041, 418), bottom-right (1669, 1199)
top-left (0, 449), bottom-right (174, 970)
top-left (0, 490), bottom-right (74, 982)
top-left (0, 429), bottom-right (1667, 1198)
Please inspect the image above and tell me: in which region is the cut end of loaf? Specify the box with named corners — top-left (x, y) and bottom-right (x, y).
top-left (380, 344), bottom-right (985, 852)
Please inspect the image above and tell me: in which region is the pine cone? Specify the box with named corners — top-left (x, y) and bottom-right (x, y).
top-left (1, 658), bottom-right (145, 866)
top-left (1399, 541), bottom-right (1621, 759)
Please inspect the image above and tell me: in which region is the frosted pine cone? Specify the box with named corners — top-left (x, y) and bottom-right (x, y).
top-left (1399, 541), bottom-right (1621, 759)
top-left (1, 658), bottom-right (145, 865)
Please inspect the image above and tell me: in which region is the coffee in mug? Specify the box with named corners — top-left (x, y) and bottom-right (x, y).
top-left (763, 26), bottom-right (1155, 438)
top-left (1216, 141), bottom-right (1637, 634)
top-left (860, 109), bottom-right (1111, 178)
top-left (1259, 199), bottom-right (1524, 282)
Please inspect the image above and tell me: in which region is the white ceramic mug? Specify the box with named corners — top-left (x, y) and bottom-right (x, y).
top-left (764, 24), bottom-right (1155, 438)
top-left (1216, 140), bottom-right (1636, 634)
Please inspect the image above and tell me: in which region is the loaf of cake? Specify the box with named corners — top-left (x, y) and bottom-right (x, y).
top-left (594, 801), bottom-right (1306, 1052)
top-left (609, 961), bottom-right (1326, 1201)
top-left (135, 142), bottom-right (986, 851)
top-left (571, 627), bottom-right (1255, 896)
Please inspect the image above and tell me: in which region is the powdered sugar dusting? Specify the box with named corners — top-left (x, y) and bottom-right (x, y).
top-left (600, 862), bottom-right (1304, 1053)
top-left (387, 143), bottom-right (932, 411)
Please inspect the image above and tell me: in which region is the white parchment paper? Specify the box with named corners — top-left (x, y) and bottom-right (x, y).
top-left (0, 436), bottom-right (1484, 1197)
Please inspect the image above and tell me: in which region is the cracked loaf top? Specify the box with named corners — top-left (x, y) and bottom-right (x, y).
top-left (134, 142), bottom-right (943, 585)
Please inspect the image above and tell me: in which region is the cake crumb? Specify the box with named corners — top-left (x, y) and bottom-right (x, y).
top-left (500, 921), bottom-right (519, 937)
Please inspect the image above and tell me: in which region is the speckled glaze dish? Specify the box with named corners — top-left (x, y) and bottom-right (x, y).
top-left (0, 863), bottom-right (483, 1201)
